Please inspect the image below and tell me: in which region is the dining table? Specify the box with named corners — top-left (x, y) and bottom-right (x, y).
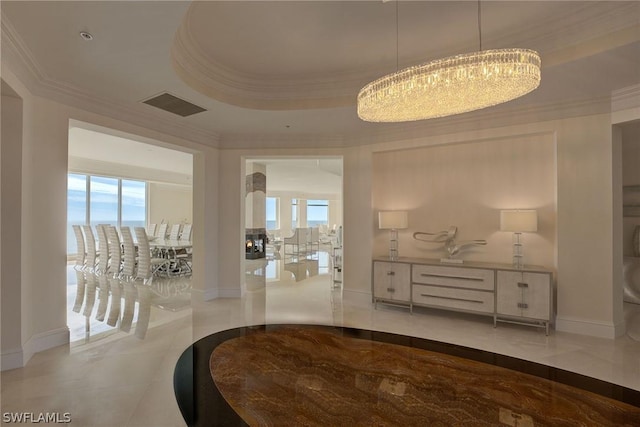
top-left (149, 238), bottom-right (193, 277)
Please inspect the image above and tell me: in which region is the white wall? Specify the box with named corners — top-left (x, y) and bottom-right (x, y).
top-left (0, 66), bottom-right (220, 368)
top-left (372, 133), bottom-right (557, 268)
top-left (555, 114), bottom-right (623, 337)
top-left (1, 88), bottom-right (24, 370)
top-left (148, 182), bottom-right (193, 227)
top-left (364, 114), bottom-right (623, 337)
top-left (622, 127), bottom-right (640, 257)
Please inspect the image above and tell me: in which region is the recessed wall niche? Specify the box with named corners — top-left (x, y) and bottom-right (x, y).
top-left (372, 134), bottom-right (557, 270)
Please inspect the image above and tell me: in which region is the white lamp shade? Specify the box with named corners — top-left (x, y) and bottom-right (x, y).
top-left (500, 210), bottom-right (538, 232)
top-left (378, 211), bottom-right (408, 229)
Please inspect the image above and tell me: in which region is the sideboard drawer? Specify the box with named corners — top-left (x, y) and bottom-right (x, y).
top-left (412, 265), bottom-right (495, 291)
top-left (412, 284), bottom-right (495, 314)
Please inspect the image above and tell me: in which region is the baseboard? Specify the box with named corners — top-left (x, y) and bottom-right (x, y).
top-left (191, 288), bottom-right (219, 302)
top-left (22, 327), bottom-right (70, 366)
top-left (192, 285), bottom-right (242, 302)
top-left (1, 347), bottom-right (24, 371)
top-left (342, 289), bottom-right (373, 307)
top-left (555, 316), bottom-right (625, 339)
top-left (218, 288), bottom-right (241, 298)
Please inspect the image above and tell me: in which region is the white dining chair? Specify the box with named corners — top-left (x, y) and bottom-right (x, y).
top-left (134, 227), bottom-right (168, 282)
top-left (168, 224), bottom-right (181, 240)
top-left (96, 225), bottom-right (110, 274)
top-left (107, 226), bottom-right (122, 277)
top-left (156, 223), bottom-right (168, 239)
top-left (146, 223), bottom-right (157, 237)
top-left (120, 226), bottom-right (136, 280)
top-left (72, 225), bottom-right (86, 270)
top-left (180, 223), bottom-right (192, 241)
top-left (82, 225), bottom-right (98, 271)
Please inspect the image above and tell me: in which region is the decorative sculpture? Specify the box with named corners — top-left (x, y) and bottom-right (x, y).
top-left (413, 226), bottom-right (487, 263)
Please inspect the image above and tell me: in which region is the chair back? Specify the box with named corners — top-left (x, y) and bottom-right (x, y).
top-left (156, 223), bottom-right (168, 238)
top-left (146, 223), bottom-right (157, 237)
top-left (96, 225), bottom-right (110, 273)
top-left (181, 223), bottom-right (192, 241)
top-left (120, 226), bottom-right (136, 279)
top-left (72, 225), bottom-right (86, 268)
top-left (134, 227), bottom-right (152, 281)
top-left (107, 226), bottom-right (122, 276)
top-left (82, 225), bottom-right (98, 269)
top-left (169, 224), bottom-right (181, 240)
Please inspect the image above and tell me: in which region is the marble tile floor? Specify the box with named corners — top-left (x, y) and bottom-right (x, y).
top-left (2, 250), bottom-right (640, 426)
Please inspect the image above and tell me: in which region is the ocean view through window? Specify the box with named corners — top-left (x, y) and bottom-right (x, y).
top-left (266, 197), bottom-right (278, 230)
top-left (67, 174), bottom-right (147, 254)
top-left (307, 199), bottom-right (329, 226)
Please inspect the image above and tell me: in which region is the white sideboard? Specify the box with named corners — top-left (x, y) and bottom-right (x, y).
top-left (372, 257), bottom-right (554, 334)
top-left (372, 261), bottom-right (411, 308)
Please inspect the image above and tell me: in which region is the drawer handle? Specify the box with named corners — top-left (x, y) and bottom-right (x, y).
top-left (420, 273), bottom-right (483, 281)
top-left (517, 282), bottom-right (529, 288)
top-left (421, 294), bottom-right (483, 304)
top-left (387, 288), bottom-right (395, 293)
top-left (517, 303), bottom-right (529, 309)
top-left (387, 271), bottom-right (395, 276)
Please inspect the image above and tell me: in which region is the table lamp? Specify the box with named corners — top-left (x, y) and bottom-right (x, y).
top-left (379, 211), bottom-right (408, 261)
top-left (500, 209), bottom-right (537, 269)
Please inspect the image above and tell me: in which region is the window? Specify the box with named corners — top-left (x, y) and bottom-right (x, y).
top-left (90, 176), bottom-right (118, 226)
top-left (266, 197), bottom-right (278, 230)
top-left (67, 174), bottom-right (147, 254)
top-left (291, 198), bottom-right (297, 229)
top-left (307, 199), bottom-right (329, 227)
top-left (67, 174), bottom-right (88, 254)
top-left (121, 180), bottom-right (147, 229)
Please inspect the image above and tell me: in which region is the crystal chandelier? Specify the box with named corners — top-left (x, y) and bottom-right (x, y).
top-left (357, 2), bottom-right (541, 123)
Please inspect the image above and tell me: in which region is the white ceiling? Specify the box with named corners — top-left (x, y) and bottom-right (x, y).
top-left (249, 158), bottom-right (343, 195)
top-left (69, 127), bottom-right (342, 195)
top-left (69, 127), bottom-right (193, 175)
top-left (2, 1), bottom-right (639, 148)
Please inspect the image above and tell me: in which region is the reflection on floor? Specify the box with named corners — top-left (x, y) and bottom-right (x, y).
top-left (1, 246), bottom-right (640, 426)
top-left (67, 267), bottom-right (191, 343)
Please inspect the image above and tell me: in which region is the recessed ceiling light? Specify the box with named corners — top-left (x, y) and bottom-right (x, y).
top-left (79, 31), bottom-right (93, 41)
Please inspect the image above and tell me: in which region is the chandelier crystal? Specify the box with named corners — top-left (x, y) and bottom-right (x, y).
top-left (357, 48), bottom-right (541, 122)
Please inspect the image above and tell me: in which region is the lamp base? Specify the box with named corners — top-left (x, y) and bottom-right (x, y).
top-left (512, 232), bottom-right (524, 269)
top-left (389, 228), bottom-right (399, 261)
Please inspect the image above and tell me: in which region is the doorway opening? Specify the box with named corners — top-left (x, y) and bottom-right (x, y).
top-left (618, 120), bottom-right (640, 340)
top-left (244, 157), bottom-right (344, 324)
top-left (66, 122), bottom-right (194, 343)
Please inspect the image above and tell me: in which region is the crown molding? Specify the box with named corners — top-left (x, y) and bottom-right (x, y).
top-left (612, 83), bottom-right (640, 112)
top-left (1, 15), bottom-right (221, 149)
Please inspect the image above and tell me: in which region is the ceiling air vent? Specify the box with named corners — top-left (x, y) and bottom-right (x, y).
top-left (142, 92), bottom-right (206, 117)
